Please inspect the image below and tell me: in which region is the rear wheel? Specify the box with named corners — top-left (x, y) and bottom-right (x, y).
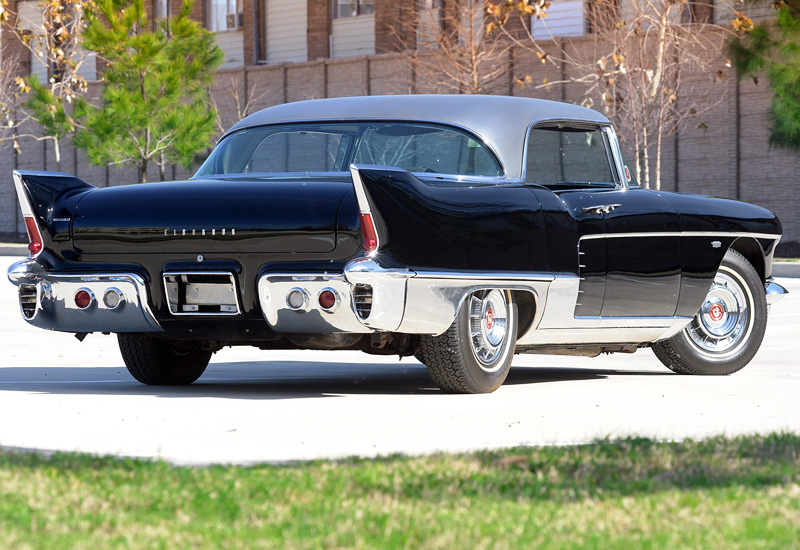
top-left (652, 249), bottom-right (766, 375)
top-left (118, 334), bottom-right (211, 385)
top-left (419, 289), bottom-right (517, 393)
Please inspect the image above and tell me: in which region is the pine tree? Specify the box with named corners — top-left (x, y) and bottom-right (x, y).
top-left (729, 0), bottom-right (800, 151)
top-left (75, 0), bottom-right (223, 182)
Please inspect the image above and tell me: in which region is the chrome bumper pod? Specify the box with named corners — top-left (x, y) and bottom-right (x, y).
top-left (7, 258), bottom-right (162, 333)
top-left (256, 259), bottom-right (414, 334)
top-left (342, 258), bottom-right (414, 332)
top-left (765, 278), bottom-right (788, 305)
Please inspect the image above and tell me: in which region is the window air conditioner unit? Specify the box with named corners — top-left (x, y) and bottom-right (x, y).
top-left (226, 12), bottom-right (243, 30)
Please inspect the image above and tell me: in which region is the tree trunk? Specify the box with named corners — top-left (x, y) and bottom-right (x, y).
top-left (642, 125), bottom-right (650, 189)
top-left (53, 137), bottom-right (62, 173)
top-left (655, 116), bottom-right (663, 191)
top-left (139, 158), bottom-right (148, 183)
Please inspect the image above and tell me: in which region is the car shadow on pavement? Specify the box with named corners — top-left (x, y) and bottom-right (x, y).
top-left (0, 361), bottom-right (673, 400)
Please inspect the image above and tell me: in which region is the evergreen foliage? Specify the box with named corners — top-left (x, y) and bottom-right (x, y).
top-left (75, 0), bottom-right (223, 182)
top-left (24, 74), bottom-right (84, 147)
top-left (729, 0), bottom-right (800, 151)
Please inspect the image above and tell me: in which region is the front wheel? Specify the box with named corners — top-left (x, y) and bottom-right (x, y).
top-left (652, 249), bottom-right (767, 375)
top-left (419, 289), bottom-right (517, 393)
top-left (118, 334), bottom-right (211, 385)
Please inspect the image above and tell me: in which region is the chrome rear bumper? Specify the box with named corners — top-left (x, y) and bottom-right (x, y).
top-left (7, 258), bottom-right (162, 333)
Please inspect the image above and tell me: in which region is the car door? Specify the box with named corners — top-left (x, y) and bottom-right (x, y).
top-left (526, 123), bottom-right (681, 319)
top-left (589, 187), bottom-right (681, 317)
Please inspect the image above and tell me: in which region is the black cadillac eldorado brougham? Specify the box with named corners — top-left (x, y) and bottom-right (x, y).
top-left (8, 95), bottom-right (788, 393)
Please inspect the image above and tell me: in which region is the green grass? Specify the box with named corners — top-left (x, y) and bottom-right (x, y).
top-left (775, 257), bottom-right (800, 262)
top-left (1, 434), bottom-right (799, 549)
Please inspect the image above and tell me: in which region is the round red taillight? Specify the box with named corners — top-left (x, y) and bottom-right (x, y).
top-left (28, 241), bottom-right (43, 255)
top-left (74, 289), bottom-right (93, 309)
top-left (318, 289), bottom-right (337, 310)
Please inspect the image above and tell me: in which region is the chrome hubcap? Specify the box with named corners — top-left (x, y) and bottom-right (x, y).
top-left (685, 268), bottom-right (752, 357)
top-left (469, 289), bottom-right (508, 371)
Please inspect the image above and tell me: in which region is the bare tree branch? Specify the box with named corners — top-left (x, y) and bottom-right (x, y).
top-left (489, 0), bottom-right (737, 189)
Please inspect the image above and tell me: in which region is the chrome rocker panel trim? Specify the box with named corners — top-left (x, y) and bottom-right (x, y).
top-left (7, 258), bottom-right (162, 333)
top-left (519, 275), bottom-right (693, 345)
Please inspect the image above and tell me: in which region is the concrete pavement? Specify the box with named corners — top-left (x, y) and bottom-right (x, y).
top-left (2, 255), bottom-right (798, 465)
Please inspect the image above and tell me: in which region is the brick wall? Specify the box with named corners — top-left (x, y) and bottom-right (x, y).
top-left (307, 0), bottom-right (330, 60)
top-left (2, 1), bottom-right (33, 77)
top-left (2, 36), bottom-right (798, 252)
top-left (374, 0), bottom-right (415, 54)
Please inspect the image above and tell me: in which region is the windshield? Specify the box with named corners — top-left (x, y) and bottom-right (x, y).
top-left (195, 122), bottom-right (503, 178)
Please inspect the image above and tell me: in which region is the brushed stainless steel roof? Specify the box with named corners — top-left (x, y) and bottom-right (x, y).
top-left (222, 95), bottom-right (611, 180)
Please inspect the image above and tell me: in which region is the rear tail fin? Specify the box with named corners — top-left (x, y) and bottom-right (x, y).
top-left (348, 164), bottom-right (542, 272)
top-left (14, 171), bottom-right (94, 256)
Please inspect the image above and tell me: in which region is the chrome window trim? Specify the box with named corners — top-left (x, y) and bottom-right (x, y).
top-left (199, 170), bottom-right (509, 185)
top-left (603, 126), bottom-right (628, 189)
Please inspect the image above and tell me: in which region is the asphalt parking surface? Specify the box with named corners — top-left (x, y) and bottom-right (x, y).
top-left (2, 255), bottom-right (798, 465)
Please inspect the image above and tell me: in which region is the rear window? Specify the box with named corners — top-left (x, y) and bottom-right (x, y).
top-left (525, 126), bottom-right (617, 187)
top-left (196, 122), bottom-right (502, 178)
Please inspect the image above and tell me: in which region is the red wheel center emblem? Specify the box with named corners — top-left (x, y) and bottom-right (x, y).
top-left (485, 308), bottom-right (494, 330)
top-left (709, 303), bottom-right (724, 322)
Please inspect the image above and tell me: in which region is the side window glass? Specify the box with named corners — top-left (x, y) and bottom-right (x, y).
top-left (526, 126), bottom-right (616, 187)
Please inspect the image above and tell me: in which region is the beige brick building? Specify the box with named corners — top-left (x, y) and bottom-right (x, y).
top-left (1, 0), bottom-right (798, 253)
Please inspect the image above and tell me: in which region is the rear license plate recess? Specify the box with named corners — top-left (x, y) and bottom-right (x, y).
top-left (163, 272), bottom-right (240, 315)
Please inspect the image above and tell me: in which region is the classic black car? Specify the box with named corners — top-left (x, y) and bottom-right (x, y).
top-left (8, 95), bottom-right (787, 393)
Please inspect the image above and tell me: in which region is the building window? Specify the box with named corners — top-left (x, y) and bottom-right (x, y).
top-left (206, 0), bottom-right (242, 31)
top-left (684, 0), bottom-right (714, 24)
top-left (154, 0), bottom-right (169, 19)
top-left (334, 0), bottom-right (375, 18)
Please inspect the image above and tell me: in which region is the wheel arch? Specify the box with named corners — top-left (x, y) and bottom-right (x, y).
top-left (510, 289), bottom-right (537, 339)
top-left (729, 237), bottom-right (766, 282)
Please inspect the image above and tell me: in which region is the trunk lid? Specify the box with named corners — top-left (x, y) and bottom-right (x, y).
top-left (71, 178), bottom-right (351, 255)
